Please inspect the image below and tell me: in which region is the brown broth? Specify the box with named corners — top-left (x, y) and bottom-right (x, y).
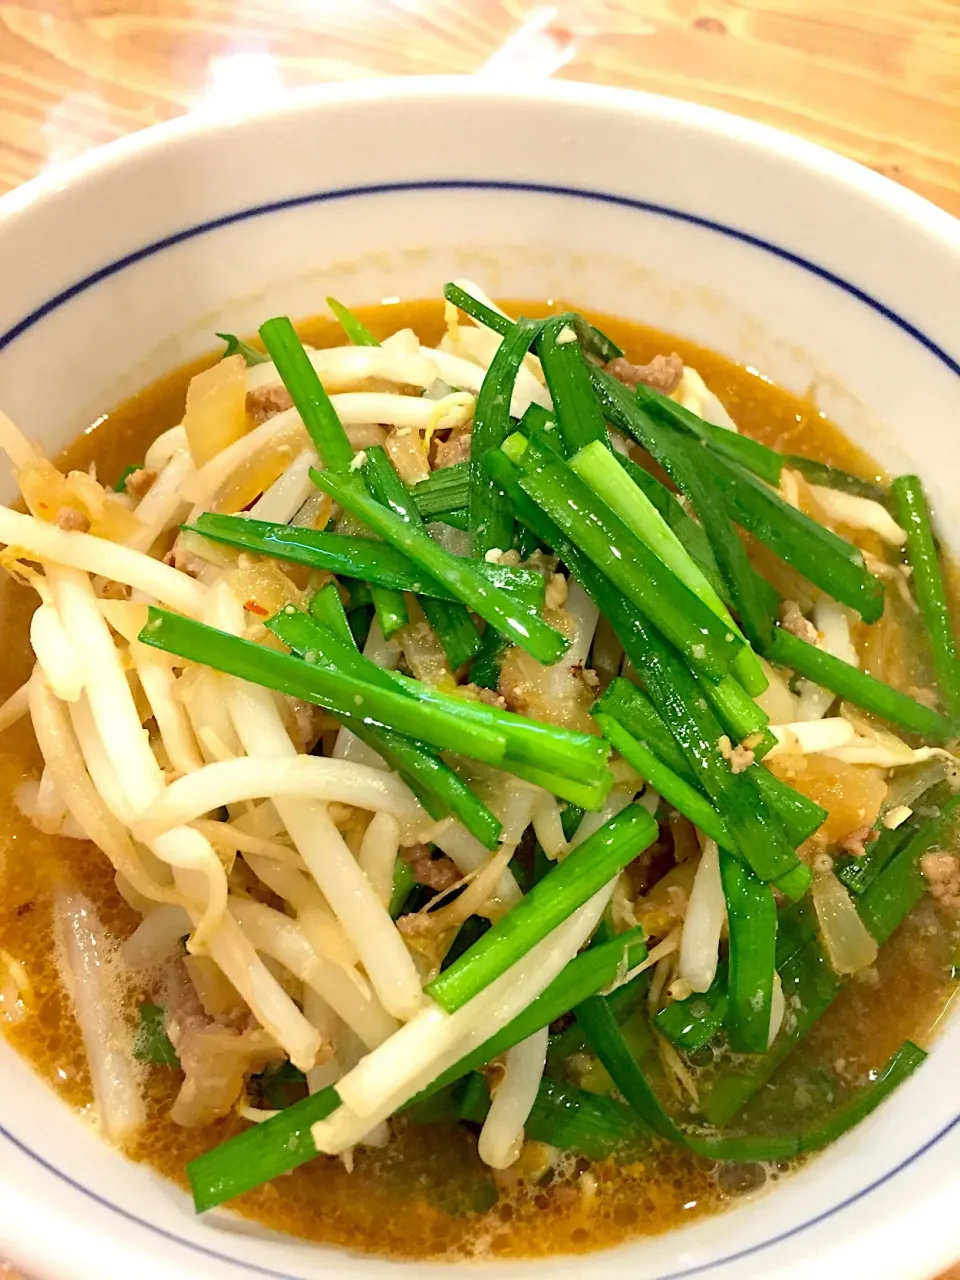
top-left (0, 300), bottom-right (955, 1260)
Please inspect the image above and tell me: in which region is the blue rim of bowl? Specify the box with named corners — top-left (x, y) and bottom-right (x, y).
top-left (0, 178), bottom-right (957, 1279)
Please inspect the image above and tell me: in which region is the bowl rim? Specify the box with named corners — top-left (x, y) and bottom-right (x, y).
top-left (0, 73), bottom-right (959, 1280)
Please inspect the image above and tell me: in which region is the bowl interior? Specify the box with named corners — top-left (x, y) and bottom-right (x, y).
top-left (0, 79), bottom-right (958, 1280)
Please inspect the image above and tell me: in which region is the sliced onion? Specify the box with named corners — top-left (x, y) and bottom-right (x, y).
top-left (754, 658), bottom-right (798, 723)
top-left (809, 486), bottom-right (907, 546)
top-left (672, 367), bottom-right (737, 430)
top-left (120, 904), bottom-right (191, 969)
top-left (812, 868), bottom-right (878, 974)
top-left (814, 598), bottom-right (859, 667)
top-left (767, 971), bottom-right (785, 1048)
top-left (677, 839), bottom-right (725, 994)
top-left (56, 888), bottom-right (145, 1142)
top-left (766, 717), bottom-right (857, 757)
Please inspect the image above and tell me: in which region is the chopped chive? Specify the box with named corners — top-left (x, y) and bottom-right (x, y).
top-left (576, 994), bottom-right (686, 1142)
top-left (605, 624), bottom-right (805, 890)
top-left (362, 445), bottom-right (480, 667)
top-left (413, 928), bottom-right (646, 1104)
top-left (310, 468), bottom-right (568, 666)
top-left (308, 581), bottom-right (354, 645)
top-left (189, 514), bottom-right (545, 611)
top-left (835, 781), bottom-right (953, 896)
top-left (859, 793), bottom-right (960, 945)
top-left (655, 900), bottom-right (818, 1052)
top-left (616, 457), bottom-right (745, 613)
top-left (785, 456), bottom-right (888, 503)
top-left (216, 332), bottom-right (270, 366)
top-left (700, 673), bottom-right (775, 757)
top-left (389, 858), bottom-right (415, 918)
top-left (710, 451), bottom-right (885, 623)
top-left (440, 915), bottom-right (492, 972)
top-left (470, 621), bottom-right (509, 691)
top-left (134, 1003), bottom-right (178, 1066)
top-left (500, 759), bottom-right (614, 811)
top-left (767, 628), bottom-right (959, 744)
top-left (694, 1041), bottom-right (925, 1161)
top-left (140, 608), bottom-right (508, 766)
top-left (561, 804), bottom-right (585, 842)
top-left (344, 579), bottom-right (374, 609)
top-left (700, 935), bottom-right (842, 1126)
top-left (538, 316), bottom-right (611, 457)
top-left (425, 805), bottom-right (657, 1012)
top-left (420, 598), bottom-right (481, 668)
top-left (702, 795), bottom-right (960, 1124)
top-left (590, 372), bottom-right (776, 657)
top-left (443, 284), bottom-right (512, 337)
top-left (892, 474), bottom-right (960, 716)
top-left (643, 387), bottom-right (784, 486)
top-left (268, 605), bottom-right (503, 845)
top-left (370, 585), bottom-right (409, 640)
top-left (189, 929), bottom-right (647, 1211)
top-left (517, 402), bottom-right (555, 437)
top-left (484, 453), bottom-right (811, 885)
top-left (594, 369), bottom-right (884, 623)
top-left (595, 675), bottom-right (817, 842)
top-left (719, 850), bottom-right (776, 1054)
top-left (387, 676), bottom-right (609, 782)
top-left (347, 606), bottom-right (373, 649)
top-left (755, 768), bottom-right (828, 847)
top-left (470, 316), bottom-right (543, 556)
top-left (508, 435), bottom-right (746, 682)
top-left (580, 972), bottom-right (923, 1161)
top-left (326, 296), bottom-right (379, 346)
top-left (259, 316), bottom-right (354, 473)
top-left (411, 462), bottom-right (470, 521)
top-left (272, 605), bottom-right (609, 793)
top-left (565, 312), bottom-right (623, 364)
top-left (571, 442), bottom-right (764, 689)
top-left (188, 1084), bottom-right (340, 1212)
top-left (595, 712), bottom-right (730, 849)
top-left (459, 1074), bottom-right (649, 1160)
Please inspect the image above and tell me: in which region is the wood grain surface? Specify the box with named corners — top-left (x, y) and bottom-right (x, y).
top-left (0, 2), bottom-right (957, 1278)
top-left (0, 0), bottom-right (956, 212)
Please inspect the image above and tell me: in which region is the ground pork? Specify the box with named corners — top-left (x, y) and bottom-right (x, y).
top-left (247, 384), bottom-right (293, 425)
top-left (605, 352), bottom-right (684, 395)
top-left (163, 544), bottom-right (208, 578)
top-left (433, 425), bottom-right (472, 469)
top-left (56, 506), bottom-right (90, 532)
top-left (921, 851), bottom-right (960, 915)
top-left (840, 824), bottom-right (878, 857)
top-left (124, 467), bottom-right (157, 498)
top-left (459, 682), bottom-right (507, 709)
top-left (718, 733), bottom-right (755, 774)
top-left (168, 1025), bottom-right (282, 1127)
top-left (400, 842), bottom-right (461, 891)
top-left (779, 598), bottom-right (819, 644)
top-left (909, 685), bottom-right (939, 710)
top-left (545, 572), bottom-right (568, 610)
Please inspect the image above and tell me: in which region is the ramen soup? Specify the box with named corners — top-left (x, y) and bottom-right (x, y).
top-left (0, 288), bottom-right (958, 1261)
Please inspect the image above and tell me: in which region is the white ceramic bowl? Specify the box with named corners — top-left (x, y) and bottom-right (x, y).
top-left (0, 77), bottom-right (958, 1280)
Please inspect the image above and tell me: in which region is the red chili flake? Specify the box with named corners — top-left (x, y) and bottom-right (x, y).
top-left (245, 600), bottom-right (270, 617)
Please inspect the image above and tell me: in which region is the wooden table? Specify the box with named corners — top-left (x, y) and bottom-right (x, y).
top-left (0, 1), bottom-right (957, 1278)
top-left (0, 0), bottom-right (957, 213)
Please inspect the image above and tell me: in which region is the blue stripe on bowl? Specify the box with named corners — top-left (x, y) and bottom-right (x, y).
top-left (0, 177), bottom-right (957, 1278)
top-left (1, 179), bottom-right (958, 377)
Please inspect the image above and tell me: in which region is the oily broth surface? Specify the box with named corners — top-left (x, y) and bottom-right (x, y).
top-left (0, 300), bottom-right (954, 1260)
